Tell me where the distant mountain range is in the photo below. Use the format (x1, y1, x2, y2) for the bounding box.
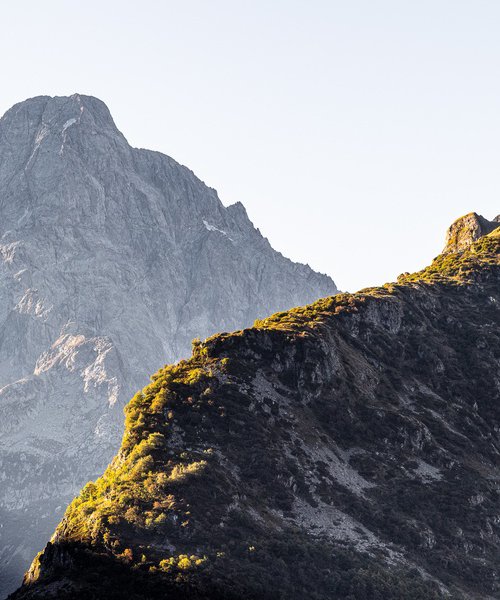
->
(0, 94, 337, 597)
(10, 213, 500, 599)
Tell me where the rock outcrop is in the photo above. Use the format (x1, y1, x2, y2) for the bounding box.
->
(443, 211, 499, 253)
(10, 218, 500, 599)
(0, 94, 337, 597)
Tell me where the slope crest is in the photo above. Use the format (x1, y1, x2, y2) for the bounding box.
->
(11, 219, 500, 599)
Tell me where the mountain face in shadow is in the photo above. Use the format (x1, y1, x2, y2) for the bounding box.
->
(10, 215, 499, 599)
(0, 94, 336, 597)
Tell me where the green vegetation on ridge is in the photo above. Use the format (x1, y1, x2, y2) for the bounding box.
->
(14, 223, 500, 600)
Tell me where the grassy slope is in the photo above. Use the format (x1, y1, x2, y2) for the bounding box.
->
(12, 227, 500, 600)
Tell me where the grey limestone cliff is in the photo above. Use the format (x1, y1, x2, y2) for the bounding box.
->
(0, 94, 337, 597)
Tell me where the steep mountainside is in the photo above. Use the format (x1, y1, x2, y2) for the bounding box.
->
(0, 94, 336, 597)
(11, 215, 500, 600)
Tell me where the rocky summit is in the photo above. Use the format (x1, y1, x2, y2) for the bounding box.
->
(10, 215, 500, 599)
(443, 212, 499, 254)
(0, 94, 336, 597)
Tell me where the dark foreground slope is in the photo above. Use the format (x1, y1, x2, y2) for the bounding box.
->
(11, 215, 500, 599)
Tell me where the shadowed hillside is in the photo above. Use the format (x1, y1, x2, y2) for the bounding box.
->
(10, 214, 500, 599)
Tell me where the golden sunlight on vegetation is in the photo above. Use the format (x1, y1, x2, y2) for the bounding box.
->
(26, 225, 497, 600)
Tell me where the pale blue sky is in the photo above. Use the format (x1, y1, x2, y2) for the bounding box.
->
(1, 1, 498, 291)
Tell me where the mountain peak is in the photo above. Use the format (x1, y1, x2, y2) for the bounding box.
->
(0, 93, 337, 597)
(443, 212, 499, 254)
(0, 94, 121, 148)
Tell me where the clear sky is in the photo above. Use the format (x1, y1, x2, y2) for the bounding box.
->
(1, 1, 498, 291)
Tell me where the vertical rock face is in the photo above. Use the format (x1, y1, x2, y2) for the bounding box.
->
(443, 212, 499, 253)
(8, 219, 500, 600)
(0, 94, 337, 597)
